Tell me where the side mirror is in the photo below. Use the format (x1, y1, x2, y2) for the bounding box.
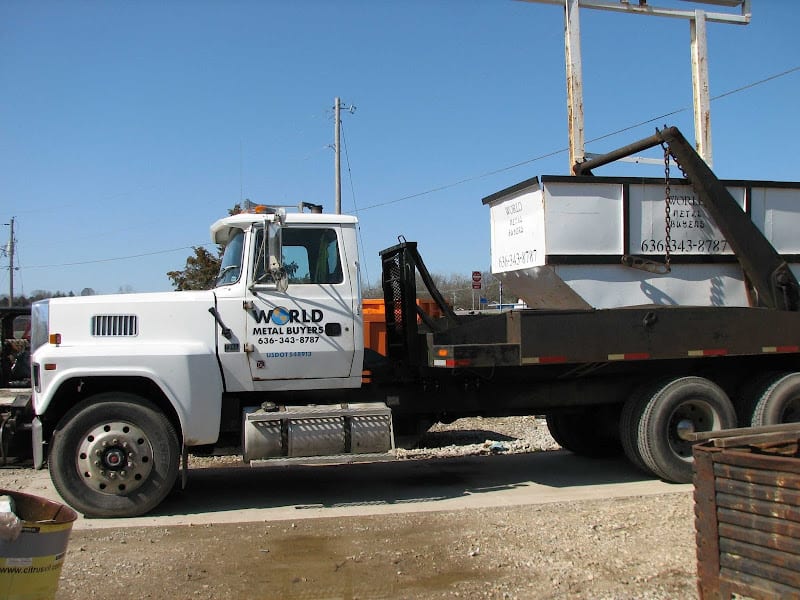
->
(267, 221, 288, 293)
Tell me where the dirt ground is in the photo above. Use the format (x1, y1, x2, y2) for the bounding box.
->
(53, 493, 697, 600)
(1, 417, 701, 599)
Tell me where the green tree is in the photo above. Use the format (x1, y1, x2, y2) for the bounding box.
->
(167, 246, 222, 291)
(167, 204, 243, 291)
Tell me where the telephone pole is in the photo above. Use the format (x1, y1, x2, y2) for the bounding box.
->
(334, 97, 341, 214)
(5, 217, 15, 307)
(333, 97, 356, 214)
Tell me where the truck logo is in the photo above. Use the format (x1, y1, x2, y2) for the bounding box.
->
(271, 307, 291, 326)
(253, 306, 324, 325)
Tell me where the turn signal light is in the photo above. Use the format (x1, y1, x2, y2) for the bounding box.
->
(49, 333, 62, 345)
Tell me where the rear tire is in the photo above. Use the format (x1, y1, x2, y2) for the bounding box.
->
(620, 382, 656, 474)
(734, 371, 783, 427)
(546, 406, 622, 457)
(749, 372, 800, 426)
(637, 377, 735, 483)
(49, 393, 180, 518)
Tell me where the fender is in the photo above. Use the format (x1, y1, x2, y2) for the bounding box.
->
(33, 341, 223, 445)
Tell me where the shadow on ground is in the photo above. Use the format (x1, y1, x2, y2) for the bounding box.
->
(153, 448, 660, 518)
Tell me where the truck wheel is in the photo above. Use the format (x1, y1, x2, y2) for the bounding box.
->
(49, 393, 180, 518)
(619, 383, 655, 474)
(545, 406, 621, 457)
(749, 372, 800, 426)
(733, 371, 782, 426)
(637, 377, 735, 483)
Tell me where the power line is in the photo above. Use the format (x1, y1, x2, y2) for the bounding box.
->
(341, 120, 371, 286)
(22, 245, 207, 270)
(16, 65, 799, 271)
(358, 64, 800, 211)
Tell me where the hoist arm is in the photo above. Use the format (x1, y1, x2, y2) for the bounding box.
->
(573, 126, 799, 312)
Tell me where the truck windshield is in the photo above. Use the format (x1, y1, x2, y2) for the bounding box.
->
(216, 229, 245, 286)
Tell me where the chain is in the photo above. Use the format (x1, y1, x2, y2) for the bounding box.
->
(661, 142, 672, 273)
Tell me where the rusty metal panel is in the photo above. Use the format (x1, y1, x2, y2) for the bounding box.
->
(694, 447, 722, 600)
(694, 427, 800, 599)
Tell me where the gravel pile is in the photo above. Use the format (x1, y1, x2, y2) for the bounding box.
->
(395, 416, 560, 459)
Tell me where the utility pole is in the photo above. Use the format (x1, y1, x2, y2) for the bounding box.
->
(5, 217, 15, 307)
(333, 97, 356, 214)
(334, 97, 341, 214)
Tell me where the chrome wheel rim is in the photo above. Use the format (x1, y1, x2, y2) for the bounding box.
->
(77, 421, 154, 495)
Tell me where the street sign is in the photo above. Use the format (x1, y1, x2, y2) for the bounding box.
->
(472, 271, 482, 289)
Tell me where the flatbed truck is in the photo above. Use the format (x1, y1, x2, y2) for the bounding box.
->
(19, 127, 800, 517)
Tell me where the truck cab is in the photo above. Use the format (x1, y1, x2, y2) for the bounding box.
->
(210, 206, 364, 392)
(28, 204, 383, 518)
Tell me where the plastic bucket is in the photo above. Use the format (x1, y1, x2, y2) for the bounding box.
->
(0, 489, 77, 600)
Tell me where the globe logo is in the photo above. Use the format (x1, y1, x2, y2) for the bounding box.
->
(271, 307, 291, 326)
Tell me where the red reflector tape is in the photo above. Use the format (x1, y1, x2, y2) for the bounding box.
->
(529, 356, 567, 364)
(688, 349, 728, 357)
(762, 345, 800, 354)
(608, 352, 651, 361)
(445, 359, 472, 367)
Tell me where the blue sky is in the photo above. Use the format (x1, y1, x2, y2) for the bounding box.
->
(2, 0, 798, 297)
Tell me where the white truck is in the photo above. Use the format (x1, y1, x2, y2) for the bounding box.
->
(23, 127, 800, 517)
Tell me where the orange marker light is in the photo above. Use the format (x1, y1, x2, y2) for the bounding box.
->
(49, 333, 62, 345)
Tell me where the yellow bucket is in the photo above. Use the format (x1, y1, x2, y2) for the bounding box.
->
(0, 490, 77, 600)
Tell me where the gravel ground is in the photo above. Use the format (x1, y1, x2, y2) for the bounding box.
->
(1, 417, 701, 599)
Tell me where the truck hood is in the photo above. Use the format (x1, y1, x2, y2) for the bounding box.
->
(40, 290, 219, 349)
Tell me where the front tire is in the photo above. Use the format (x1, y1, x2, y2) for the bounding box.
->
(49, 393, 180, 518)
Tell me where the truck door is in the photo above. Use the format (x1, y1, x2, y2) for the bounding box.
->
(245, 225, 356, 384)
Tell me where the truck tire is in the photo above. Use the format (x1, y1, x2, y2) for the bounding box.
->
(49, 393, 180, 518)
(636, 376, 735, 483)
(733, 371, 782, 427)
(619, 383, 655, 474)
(749, 372, 800, 426)
(545, 406, 621, 457)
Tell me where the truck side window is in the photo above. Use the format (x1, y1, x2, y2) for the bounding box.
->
(253, 227, 343, 285)
(284, 228, 343, 284)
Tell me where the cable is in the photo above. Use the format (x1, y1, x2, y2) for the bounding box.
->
(17, 65, 800, 272)
(341, 121, 371, 286)
(711, 65, 800, 101)
(358, 64, 800, 211)
(22, 244, 210, 269)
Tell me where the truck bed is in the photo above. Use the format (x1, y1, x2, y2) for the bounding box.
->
(427, 305, 800, 369)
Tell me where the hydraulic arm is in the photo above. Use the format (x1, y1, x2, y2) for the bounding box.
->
(573, 126, 800, 312)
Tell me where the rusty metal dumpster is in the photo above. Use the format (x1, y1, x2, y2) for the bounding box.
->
(693, 424, 800, 600)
